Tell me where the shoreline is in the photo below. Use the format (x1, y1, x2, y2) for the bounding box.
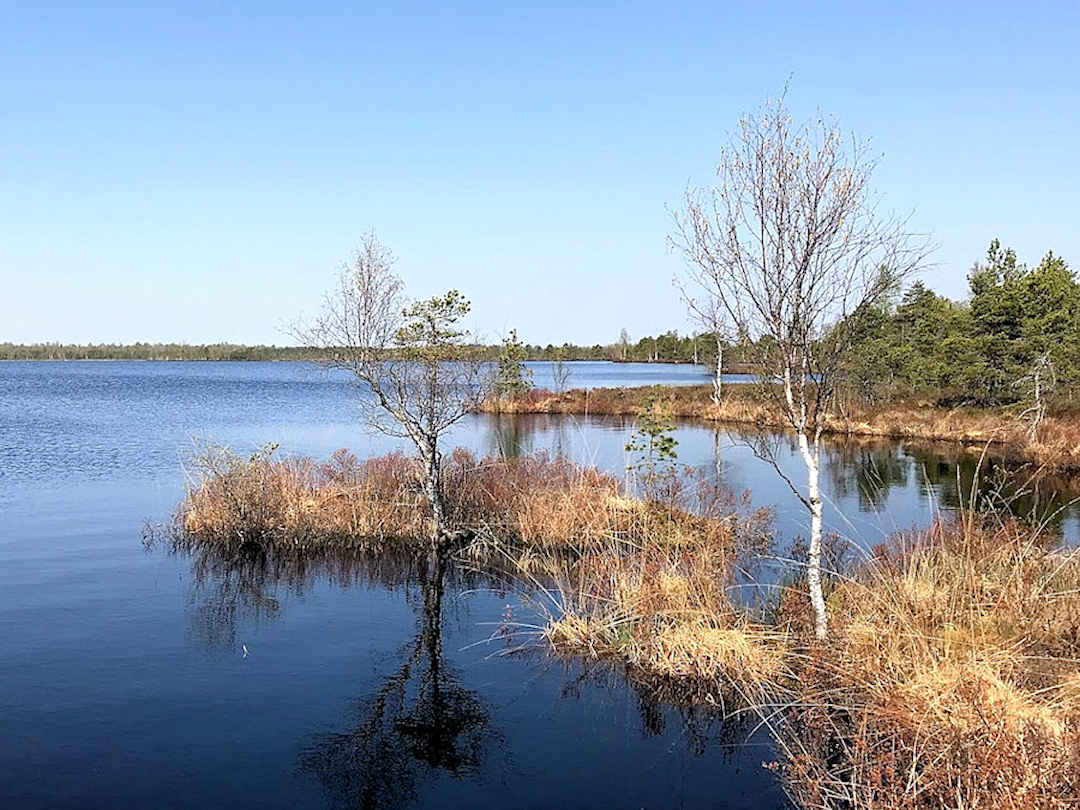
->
(178, 444, 1080, 806)
(0, 356, 730, 367)
(480, 384, 1080, 472)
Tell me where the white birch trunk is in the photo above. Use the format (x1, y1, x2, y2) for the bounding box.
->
(416, 437, 447, 544)
(797, 433, 828, 640)
(712, 338, 723, 405)
(782, 360, 828, 640)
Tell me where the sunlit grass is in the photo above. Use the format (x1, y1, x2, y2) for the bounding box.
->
(179, 441, 1080, 806)
(178, 444, 765, 555)
(481, 383, 1080, 471)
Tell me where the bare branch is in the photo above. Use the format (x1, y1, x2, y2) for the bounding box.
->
(291, 232, 493, 540)
(670, 93, 934, 639)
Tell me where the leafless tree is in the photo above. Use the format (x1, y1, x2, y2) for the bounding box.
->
(293, 233, 491, 548)
(1018, 352, 1056, 442)
(676, 287, 729, 404)
(671, 95, 930, 639)
(552, 348, 572, 393)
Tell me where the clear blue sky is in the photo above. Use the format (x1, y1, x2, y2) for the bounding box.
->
(3, 1, 1078, 346)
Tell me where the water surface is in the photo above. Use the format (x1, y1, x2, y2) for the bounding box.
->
(2, 361, 1076, 808)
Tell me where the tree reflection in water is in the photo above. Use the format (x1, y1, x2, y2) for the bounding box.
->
(822, 441, 910, 513)
(147, 525, 776, 808)
(485, 413, 538, 459)
(297, 551, 498, 810)
(484, 412, 577, 460)
(711, 427, 1080, 541)
(819, 437, 1080, 539)
(151, 531, 503, 810)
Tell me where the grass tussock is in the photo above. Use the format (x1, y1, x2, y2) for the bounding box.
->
(540, 504, 781, 695)
(179, 444, 758, 556)
(540, 507, 1080, 806)
(181, 444, 429, 550)
(482, 384, 1080, 471)
(775, 518, 1080, 808)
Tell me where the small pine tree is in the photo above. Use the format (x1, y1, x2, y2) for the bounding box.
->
(625, 398, 678, 498)
(494, 329, 533, 397)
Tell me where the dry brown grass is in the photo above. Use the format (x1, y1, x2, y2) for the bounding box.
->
(179, 444, 759, 556)
(536, 489, 1080, 805)
(483, 384, 1080, 471)
(180, 444, 429, 550)
(772, 518, 1080, 808)
(182, 440, 1080, 805)
(539, 497, 782, 701)
(480, 384, 718, 417)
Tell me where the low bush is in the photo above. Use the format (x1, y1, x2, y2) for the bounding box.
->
(179, 445, 765, 557)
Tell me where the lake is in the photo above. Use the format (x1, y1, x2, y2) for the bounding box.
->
(2, 361, 1077, 809)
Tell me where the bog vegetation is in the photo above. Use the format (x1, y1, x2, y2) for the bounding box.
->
(160, 90, 1080, 807)
(179, 444, 759, 558)
(481, 382, 1080, 472)
(179, 438, 1080, 808)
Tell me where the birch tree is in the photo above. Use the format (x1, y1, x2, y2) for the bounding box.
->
(677, 290, 729, 404)
(671, 96, 929, 638)
(294, 233, 491, 549)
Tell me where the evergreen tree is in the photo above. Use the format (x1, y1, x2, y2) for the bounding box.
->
(625, 398, 678, 497)
(494, 329, 533, 397)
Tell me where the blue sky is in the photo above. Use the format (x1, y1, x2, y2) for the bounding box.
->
(2, 1, 1078, 346)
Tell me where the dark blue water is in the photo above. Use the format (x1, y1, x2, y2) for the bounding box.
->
(2, 361, 1076, 808)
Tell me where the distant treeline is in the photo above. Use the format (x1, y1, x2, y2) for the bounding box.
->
(521, 332, 736, 365)
(0, 343, 328, 361)
(11, 239, 1073, 409)
(0, 333, 733, 365)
